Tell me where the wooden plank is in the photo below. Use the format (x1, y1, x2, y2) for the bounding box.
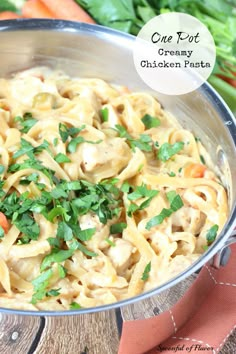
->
(121, 274, 197, 321)
(0, 313, 41, 353)
(35, 311, 120, 354)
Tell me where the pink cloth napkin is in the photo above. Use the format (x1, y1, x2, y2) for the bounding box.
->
(119, 244, 236, 354)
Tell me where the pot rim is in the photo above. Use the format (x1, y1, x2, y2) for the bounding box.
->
(0, 19, 235, 316)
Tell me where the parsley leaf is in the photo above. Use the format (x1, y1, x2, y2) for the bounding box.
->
(110, 223, 127, 234)
(200, 155, 206, 164)
(58, 264, 67, 278)
(69, 239, 97, 257)
(46, 288, 61, 297)
(166, 191, 184, 211)
(126, 184, 159, 216)
(168, 171, 176, 177)
(47, 237, 61, 248)
(0, 226, 4, 238)
(50, 187, 68, 199)
(67, 136, 102, 153)
(127, 184, 158, 200)
(13, 139, 50, 160)
(100, 107, 109, 122)
(145, 208, 172, 229)
(70, 302, 82, 310)
(59, 123, 85, 143)
(141, 262, 151, 281)
(141, 114, 160, 129)
(115, 125, 152, 152)
(14, 112, 37, 133)
(31, 269, 53, 304)
(0, 165, 4, 174)
(157, 142, 184, 162)
(115, 124, 131, 139)
(14, 214, 40, 241)
(105, 238, 116, 247)
(57, 221, 73, 241)
(8, 158, 56, 185)
(47, 206, 71, 222)
(54, 153, 71, 163)
(40, 248, 74, 271)
(206, 224, 219, 245)
(146, 191, 183, 230)
(76, 228, 96, 241)
(130, 134, 152, 152)
(19, 173, 39, 185)
(121, 181, 131, 193)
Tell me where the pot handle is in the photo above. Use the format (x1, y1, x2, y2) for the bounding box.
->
(212, 231, 236, 268)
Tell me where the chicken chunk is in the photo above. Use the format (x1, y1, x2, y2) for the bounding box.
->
(107, 239, 134, 273)
(80, 137, 131, 180)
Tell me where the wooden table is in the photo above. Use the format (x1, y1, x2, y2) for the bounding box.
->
(0, 267, 235, 354)
(0, 311, 235, 354)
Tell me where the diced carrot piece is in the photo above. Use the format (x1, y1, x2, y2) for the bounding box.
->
(0, 212, 9, 234)
(184, 163, 207, 178)
(41, 0, 96, 23)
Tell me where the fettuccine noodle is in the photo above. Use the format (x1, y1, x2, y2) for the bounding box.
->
(0, 67, 228, 310)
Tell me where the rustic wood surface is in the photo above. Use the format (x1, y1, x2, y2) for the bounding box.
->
(0, 311, 234, 354)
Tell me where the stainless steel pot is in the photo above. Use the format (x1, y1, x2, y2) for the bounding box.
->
(0, 19, 235, 318)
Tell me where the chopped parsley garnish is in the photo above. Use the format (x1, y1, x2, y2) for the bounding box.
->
(110, 222, 127, 234)
(121, 181, 131, 193)
(53, 138, 58, 146)
(67, 136, 102, 153)
(168, 171, 176, 177)
(19, 173, 39, 185)
(146, 191, 184, 230)
(0, 226, 4, 239)
(69, 239, 97, 257)
(115, 124, 152, 152)
(13, 139, 50, 160)
(14, 112, 37, 133)
(0, 165, 4, 174)
(141, 114, 160, 129)
(14, 213, 40, 241)
(100, 107, 109, 122)
(200, 155, 206, 164)
(206, 224, 219, 245)
(46, 288, 61, 297)
(59, 123, 85, 143)
(57, 221, 73, 241)
(157, 142, 184, 162)
(141, 262, 151, 281)
(105, 238, 116, 247)
(8, 157, 56, 185)
(54, 153, 71, 163)
(47, 237, 61, 248)
(58, 264, 67, 278)
(126, 184, 159, 216)
(31, 269, 53, 304)
(40, 248, 74, 271)
(58, 123, 102, 153)
(70, 302, 82, 310)
(127, 184, 158, 201)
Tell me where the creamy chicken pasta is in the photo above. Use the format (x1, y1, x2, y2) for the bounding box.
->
(0, 67, 228, 311)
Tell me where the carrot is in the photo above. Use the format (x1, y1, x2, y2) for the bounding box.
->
(22, 0, 55, 19)
(184, 163, 207, 178)
(218, 74, 236, 88)
(0, 11, 21, 20)
(41, 0, 96, 23)
(0, 212, 9, 234)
